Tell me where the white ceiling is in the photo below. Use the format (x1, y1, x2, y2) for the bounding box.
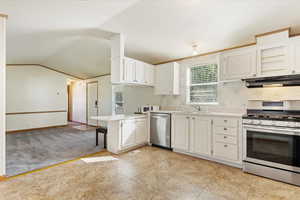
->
(2, 0, 300, 78)
(102, 0, 300, 64)
(1, 0, 140, 79)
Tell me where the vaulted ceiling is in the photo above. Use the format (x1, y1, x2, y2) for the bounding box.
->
(2, 0, 300, 79)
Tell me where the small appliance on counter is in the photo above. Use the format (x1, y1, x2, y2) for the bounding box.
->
(138, 105, 160, 113)
(242, 100, 300, 186)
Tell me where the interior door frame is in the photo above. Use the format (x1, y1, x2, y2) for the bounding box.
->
(86, 81, 99, 126)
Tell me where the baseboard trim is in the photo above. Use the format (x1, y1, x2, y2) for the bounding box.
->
(173, 148, 242, 169)
(6, 125, 68, 134)
(70, 120, 98, 127)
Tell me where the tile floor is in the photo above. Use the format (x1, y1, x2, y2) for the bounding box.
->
(1, 146, 300, 200)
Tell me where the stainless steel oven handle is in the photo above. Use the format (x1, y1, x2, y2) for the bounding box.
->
(243, 125, 300, 136)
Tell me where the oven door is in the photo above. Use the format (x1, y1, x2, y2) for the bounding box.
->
(243, 125, 300, 173)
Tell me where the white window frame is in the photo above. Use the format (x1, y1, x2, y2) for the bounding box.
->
(186, 61, 219, 105)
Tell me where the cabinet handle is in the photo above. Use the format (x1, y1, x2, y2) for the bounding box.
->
(186, 117, 190, 119)
(224, 128, 227, 131)
(192, 117, 195, 120)
(224, 144, 228, 148)
(224, 136, 227, 139)
(224, 120, 228, 123)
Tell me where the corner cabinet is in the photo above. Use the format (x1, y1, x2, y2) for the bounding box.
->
(172, 114, 242, 168)
(111, 56, 154, 86)
(220, 46, 257, 81)
(154, 62, 180, 95)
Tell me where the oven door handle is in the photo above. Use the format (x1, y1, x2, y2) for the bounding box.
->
(243, 125, 300, 136)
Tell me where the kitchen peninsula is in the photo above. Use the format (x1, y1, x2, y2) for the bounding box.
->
(91, 114, 148, 154)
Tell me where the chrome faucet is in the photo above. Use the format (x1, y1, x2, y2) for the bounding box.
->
(192, 105, 201, 112)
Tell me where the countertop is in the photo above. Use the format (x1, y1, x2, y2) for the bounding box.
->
(151, 110, 244, 117)
(91, 114, 147, 121)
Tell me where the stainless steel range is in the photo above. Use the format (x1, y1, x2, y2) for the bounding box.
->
(242, 100, 300, 186)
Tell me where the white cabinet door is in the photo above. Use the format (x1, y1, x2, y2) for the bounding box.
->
(172, 115, 189, 151)
(290, 36, 300, 74)
(190, 117, 211, 156)
(155, 62, 180, 95)
(123, 58, 136, 83)
(257, 44, 291, 77)
(221, 46, 257, 80)
(121, 119, 136, 148)
(135, 119, 148, 144)
(135, 61, 145, 84)
(144, 64, 154, 86)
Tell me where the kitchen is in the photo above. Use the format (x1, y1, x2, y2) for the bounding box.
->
(93, 28, 300, 187)
(2, 1, 300, 199)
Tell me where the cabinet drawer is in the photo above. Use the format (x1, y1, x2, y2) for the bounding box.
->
(215, 134, 237, 145)
(214, 118, 238, 127)
(214, 126, 237, 136)
(214, 142, 238, 161)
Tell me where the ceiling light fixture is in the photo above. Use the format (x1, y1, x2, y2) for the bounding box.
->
(192, 44, 198, 55)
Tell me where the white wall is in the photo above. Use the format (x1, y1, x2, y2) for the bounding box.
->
(122, 86, 161, 114)
(159, 54, 300, 113)
(6, 65, 69, 131)
(0, 16, 6, 175)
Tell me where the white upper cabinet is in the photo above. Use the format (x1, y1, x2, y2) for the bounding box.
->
(154, 62, 180, 95)
(110, 34, 154, 86)
(123, 57, 136, 83)
(289, 36, 300, 74)
(144, 64, 154, 86)
(256, 30, 291, 77)
(113, 56, 154, 86)
(220, 46, 257, 80)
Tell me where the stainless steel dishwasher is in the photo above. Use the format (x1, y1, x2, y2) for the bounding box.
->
(150, 113, 171, 149)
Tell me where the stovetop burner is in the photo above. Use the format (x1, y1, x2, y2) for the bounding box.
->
(243, 109, 300, 122)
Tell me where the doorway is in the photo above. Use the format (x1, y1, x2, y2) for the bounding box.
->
(67, 84, 72, 122)
(86, 81, 99, 126)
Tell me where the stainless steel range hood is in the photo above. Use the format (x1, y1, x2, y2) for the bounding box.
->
(242, 75, 300, 88)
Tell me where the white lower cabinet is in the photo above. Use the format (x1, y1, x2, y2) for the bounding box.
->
(108, 117, 148, 154)
(135, 119, 148, 144)
(189, 116, 212, 156)
(172, 114, 189, 151)
(121, 119, 137, 148)
(212, 117, 240, 162)
(172, 114, 211, 156)
(172, 114, 241, 167)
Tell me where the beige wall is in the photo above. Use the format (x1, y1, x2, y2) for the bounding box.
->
(6, 65, 69, 131)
